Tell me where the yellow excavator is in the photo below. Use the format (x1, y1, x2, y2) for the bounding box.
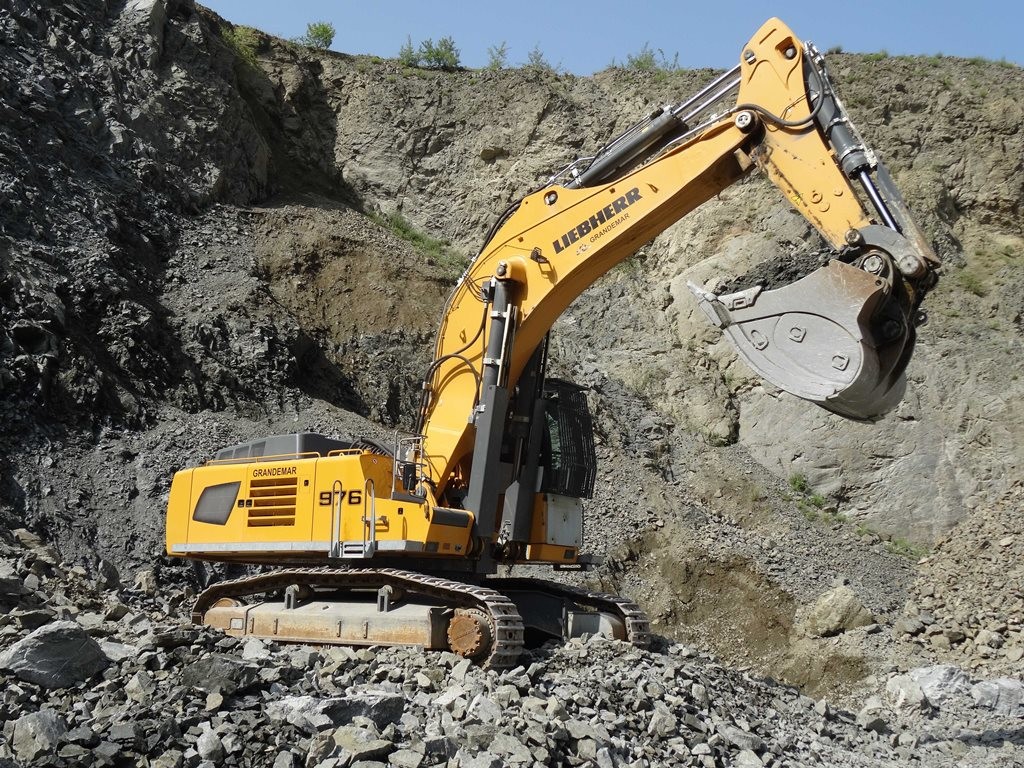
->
(166, 19, 939, 667)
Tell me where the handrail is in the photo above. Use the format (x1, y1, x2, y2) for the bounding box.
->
(363, 479, 377, 554)
(208, 446, 371, 467)
(206, 451, 323, 466)
(391, 433, 427, 502)
(330, 479, 344, 558)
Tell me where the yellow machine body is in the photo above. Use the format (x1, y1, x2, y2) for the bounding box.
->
(166, 451, 582, 565)
(167, 452, 464, 562)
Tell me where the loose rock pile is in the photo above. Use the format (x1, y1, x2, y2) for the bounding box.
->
(894, 483, 1024, 677)
(2, 531, 1022, 768)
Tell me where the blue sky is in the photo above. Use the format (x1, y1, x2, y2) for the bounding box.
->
(202, 0, 1023, 72)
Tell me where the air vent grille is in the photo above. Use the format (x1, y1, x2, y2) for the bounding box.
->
(247, 477, 297, 527)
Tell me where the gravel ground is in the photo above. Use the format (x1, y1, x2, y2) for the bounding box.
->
(2, 530, 1022, 768)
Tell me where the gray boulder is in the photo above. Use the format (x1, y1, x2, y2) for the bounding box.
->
(332, 725, 394, 762)
(196, 728, 225, 762)
(100, 640, 139, 663)
(0, 621, 109, 688)
(324, 692, 406, 730)
(885, 674, 931, 713)
(735, 750, 765, 768)
(180, 654, 257, 694)
(387, 749, 424, 768)
(265, 695, 336, 733)
(0, 561, 28, 599)
(971, 678, 1024, 716)
(647, 704, 678, 737)
(796, 586, 874, 638)
(855, 696, 889, 733)
(241, 637, 271, 661)
(718, 724, 766, 753)
(908, 665, 973, 706)
(488, 732, 533, 764)
(13, 710, 67, 763)
(456, 751, 503, 768)
(467, 694, 502, 724)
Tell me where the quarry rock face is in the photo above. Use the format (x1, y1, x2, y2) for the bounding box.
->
(2, 0, 1021, 567)
(0, 1, 1022, 765)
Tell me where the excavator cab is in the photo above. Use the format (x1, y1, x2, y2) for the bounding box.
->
(539, 380, 597, 499)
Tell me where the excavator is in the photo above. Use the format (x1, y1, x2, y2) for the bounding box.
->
(165, 19, 940, 667)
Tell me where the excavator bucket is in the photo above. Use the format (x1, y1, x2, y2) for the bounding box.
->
(689, 258, 915, 420)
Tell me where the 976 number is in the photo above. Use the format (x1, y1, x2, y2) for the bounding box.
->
(318, 490, 363, 506)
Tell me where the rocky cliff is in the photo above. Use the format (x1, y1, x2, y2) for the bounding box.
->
(1, 2, 1023, 762)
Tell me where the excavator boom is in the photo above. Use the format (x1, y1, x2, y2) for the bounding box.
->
(418, 18, 939, 502)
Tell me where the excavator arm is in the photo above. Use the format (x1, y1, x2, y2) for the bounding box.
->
(415, 18, 939, 512)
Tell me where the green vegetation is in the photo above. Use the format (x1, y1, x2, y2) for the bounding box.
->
(525, 44, 556, 73)
(625, 43, 658, 71)
(700, 429, 732, 448)
(853, 522, 929, 560)
(222, 25, 260, 67)
(785, 473, 848, 525)
(796, 494, 843, 524)
(961, 55, 1019, 68)
(486, 42, 509, 70)
(826, 45, 844, 55)
(622, 43, 679, 73)
(371, 211, 467, 277)
(885, 536, 929, 560)
(799, 500, 846, 524)
(297, 21, 335, 50)
(864, 50, 889, 61)
(957, 269, 987, 297)
(420, 37, 461, 70)
(953, 240, 1020, 299)
(398, 35, 418, 67)
(743, 483, 765, 506)
(398, 36, 461, 70)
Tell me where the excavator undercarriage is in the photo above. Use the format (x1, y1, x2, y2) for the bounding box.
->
(194, 568, 650, 668)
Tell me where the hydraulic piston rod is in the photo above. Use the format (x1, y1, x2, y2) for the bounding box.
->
(857, 170, 901, 233)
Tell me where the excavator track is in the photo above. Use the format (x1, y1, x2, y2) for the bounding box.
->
(489, 577, 651, 649)
(192, 567, 525, 669)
